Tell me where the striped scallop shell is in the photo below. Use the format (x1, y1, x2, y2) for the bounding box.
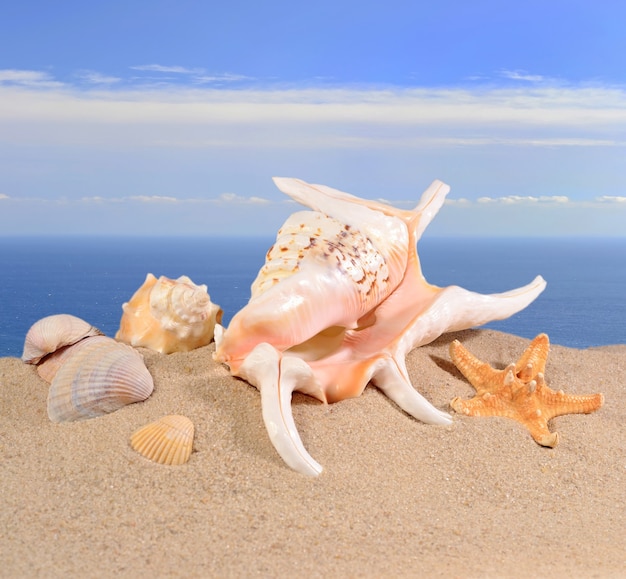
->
(116, 273, 223, 354)
(22, 314, 103, 364)
(47, 335, 154, 422)
(130, 415, 194, 465)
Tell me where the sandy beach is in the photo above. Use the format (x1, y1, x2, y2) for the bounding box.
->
(1, 328, 624, 578)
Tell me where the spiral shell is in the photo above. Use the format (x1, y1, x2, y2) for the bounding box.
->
(22, 314, 103, 364)
(116, 273, 223, 354)
(130, 415, 194, 465)
(47, 335, 154, 422)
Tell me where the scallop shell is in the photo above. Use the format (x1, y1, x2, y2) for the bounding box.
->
(22, 314, 103, 364)
(130, 415, 194, 465)
(47, 335, 154, 422)
(116, 273, 223, 354)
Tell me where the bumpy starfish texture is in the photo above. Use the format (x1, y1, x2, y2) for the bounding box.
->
(449, 334, 604, 447)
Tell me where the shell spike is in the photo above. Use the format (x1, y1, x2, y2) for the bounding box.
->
(411, 180, 450, 240)
(399, 276, 547, 353)
(372, 357, 452, 425)
(237, 343, 323, 477)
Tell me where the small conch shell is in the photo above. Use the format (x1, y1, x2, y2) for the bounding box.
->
(47, 335, 154, 422)
(116, 273, 223, 354)
(22, 314, 103, 364)
(130, 415, 194, 465)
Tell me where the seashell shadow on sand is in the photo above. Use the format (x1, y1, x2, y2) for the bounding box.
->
(1, 329, 624, 578)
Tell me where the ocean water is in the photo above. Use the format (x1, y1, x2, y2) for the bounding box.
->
(1, 236, 625, 358)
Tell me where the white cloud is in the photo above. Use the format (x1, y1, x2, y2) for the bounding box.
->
(2, 81, 625, 137)
(596, 195, 626, 203)
(217, 193, 271, 205)
(476, 195, 571, 204)
(75, 194, 274, 205)
(0, 69, 63, 88)
(500, 69, 546, 83)
(129, 195, 179, 203)
(193, 73, 254, 84)
(0, 193, 9, 200)
(130, 64, 203, 74)
(77, 70, 122, 84)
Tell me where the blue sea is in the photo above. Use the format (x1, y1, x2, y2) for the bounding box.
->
(1, 236, 625, 358)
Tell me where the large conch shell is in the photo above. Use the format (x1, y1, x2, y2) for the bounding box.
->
(116, 273, 223, 354)
(214, 177, 547, 476)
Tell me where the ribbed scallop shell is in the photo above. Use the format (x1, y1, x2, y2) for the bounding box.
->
(47, 335, 154, 422)
(130, 415, 194, 465)
(22, 314, 103, 364)
(116, 273, 223, 354)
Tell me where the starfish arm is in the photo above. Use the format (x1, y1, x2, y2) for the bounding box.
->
(525, 416, 560, 447)
(451, 392, 560, 446)
(536, 376, 604, 420)
(236, 343, 323, 477)
(450, 392, 511, 418)
(515, 333, 550, 380)
(449, 339, 502, 393)
(371, 357, 452, 425)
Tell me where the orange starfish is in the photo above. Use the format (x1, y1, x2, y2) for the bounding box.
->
(449, 333, 604, 447)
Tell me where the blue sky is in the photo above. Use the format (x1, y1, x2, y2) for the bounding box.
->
(1, 0, 625, 236)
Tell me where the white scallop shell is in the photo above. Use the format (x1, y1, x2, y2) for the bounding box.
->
(130, 415, 194, 465)
(115, 273, 223, 354)
(47, 335, 154, 422)
(22, 314, 103, 364)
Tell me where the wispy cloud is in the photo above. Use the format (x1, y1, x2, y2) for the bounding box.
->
(2, 75, 626, 142)
(35, 193, 626, 208)
(129, 64, 253, 85)
(0, 193, 9, 200)
(475, 195, 571, 204)
(76, 70, 122, 85)
(74, 193, 275, 205)
(217, 193, 271, 205)
(596, 195, 626, 203)
(499, 69, 546, 83)
(129, 195, 179, 203)
(193, 73, 254, 84)
(0, 69, 63, 88)
(130, 64, 203, 74)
